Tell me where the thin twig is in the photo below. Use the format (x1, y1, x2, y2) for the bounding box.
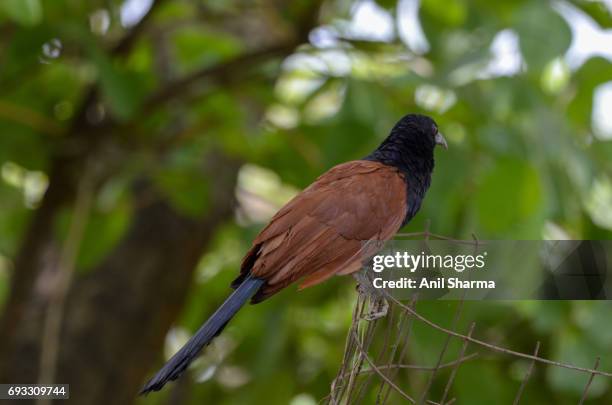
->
(345, 353, 479, 377)
(419, 299, 465, 404)
(377, 305, 409, 404)
(579, 357, 601, 405)
(353, 302, 396, 403)
(379, 295, 418, 404)
(351, 328, 416, 403)
(513, 341, 540, 405)
(329, 295, 365, 404)
(395, 231, 488, 246)
(385, 293, 612, 378)
(440, 322, 475, 404)
(345, 297, 381, 403)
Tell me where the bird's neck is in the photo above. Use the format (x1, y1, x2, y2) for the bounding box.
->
(365, 139, 434, 183)
(364, 140, 434, 225)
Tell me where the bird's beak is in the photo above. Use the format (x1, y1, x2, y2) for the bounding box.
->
(435, 132, 448, 150)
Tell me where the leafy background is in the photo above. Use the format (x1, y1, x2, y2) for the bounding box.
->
(0, 0, 611, 404)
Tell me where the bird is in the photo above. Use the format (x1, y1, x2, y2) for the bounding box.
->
(140, 113, 447, 394)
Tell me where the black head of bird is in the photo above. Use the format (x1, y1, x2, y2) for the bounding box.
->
(367, 113, 447, 173)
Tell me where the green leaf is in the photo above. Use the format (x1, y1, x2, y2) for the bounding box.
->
(455, 362, 515, 404)
(514, 2, 572, 71)
(171, 26, 242, 74)
(62, 24, 145, 121)
(0, 0, 42, 26)
(155, 167, 211, 218)
(97, 63, 144, 121)
(75, 208, 131, 271)
(475, 158, 543, 233)
(548, 326, 610, 397)
(421, 0, 468, 27)
(375, 0, 397, 10)
(568, 57, 612, 129)
(75, 179, 132, 271)
(571, 0, 612, 29)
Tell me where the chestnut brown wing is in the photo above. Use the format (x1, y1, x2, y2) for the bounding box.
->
(237, 160, 407, 302)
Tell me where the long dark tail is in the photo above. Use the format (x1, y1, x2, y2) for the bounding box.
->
(140, 276, 265, 394)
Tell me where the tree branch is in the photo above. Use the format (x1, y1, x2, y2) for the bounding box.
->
(111, 0, 169, 57)
(70, 0, 168, 132)
(140, 41, 296, 114)
(139, 0, 323, 115)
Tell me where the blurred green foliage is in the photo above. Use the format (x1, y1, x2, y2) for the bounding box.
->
(1, 0, 612, 404)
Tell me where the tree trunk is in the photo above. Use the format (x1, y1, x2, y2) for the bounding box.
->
(0, 157, 240, 404)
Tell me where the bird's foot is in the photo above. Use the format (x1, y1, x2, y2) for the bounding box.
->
(363, 296, 389, 321)
(353, 270, 389, 321)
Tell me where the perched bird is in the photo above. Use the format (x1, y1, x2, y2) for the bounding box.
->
(140, 113, 447, 394)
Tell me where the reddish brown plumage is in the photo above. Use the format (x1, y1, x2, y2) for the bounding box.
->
(141, 114, 444, 394)
(235, 160, 407, 302)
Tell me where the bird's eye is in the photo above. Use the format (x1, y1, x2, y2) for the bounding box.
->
(432, 124, 438, 135)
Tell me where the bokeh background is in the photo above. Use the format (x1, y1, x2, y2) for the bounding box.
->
(1, 0, 612, 404)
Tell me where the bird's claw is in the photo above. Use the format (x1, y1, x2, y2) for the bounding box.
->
(354, 270, 389, 321)
(363, 297, 389, 321)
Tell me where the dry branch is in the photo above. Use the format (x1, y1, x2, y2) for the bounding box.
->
(328, 231, 612, 404)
